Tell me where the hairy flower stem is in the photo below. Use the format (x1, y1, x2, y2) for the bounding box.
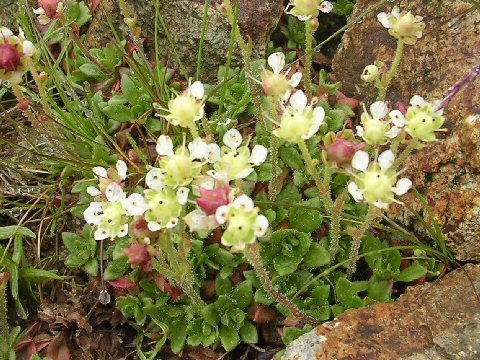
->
(304, 21, 314, 102)
(0, 273, 8, 339)
(268, 99, 280, 200)
(329, 190, 347, 264)
(245, 243, 318, 326)
(347, 204, 379, 276)
(392, 137, 419, 170)
(378, 40, 405, 101)
(189, 124, 200, 139)
(224, 0, 268, 132)
(298, 141, 334, 213)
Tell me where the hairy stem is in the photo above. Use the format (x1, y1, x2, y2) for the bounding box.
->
(347, 204, 379, 276)
(297, 141, 334, 213)
(0, 273, 8, 339)
(392, 137, 419, 170)
(328, 190, 347, 264)
(189, 123, 200, 139)
(245, 243, 318, 326)
(378, 40, 405, 100)
(304, 20, 314, 101)
(268, 99, 280, 200)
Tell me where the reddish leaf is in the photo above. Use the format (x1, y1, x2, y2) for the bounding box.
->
(46, 333, 71, 360)
(108, 277, 136, 289)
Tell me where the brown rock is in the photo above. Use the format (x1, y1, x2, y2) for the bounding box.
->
(332, 0, 480, 261)
(85, 0, 284, 81)
(283, 264, 480, 360)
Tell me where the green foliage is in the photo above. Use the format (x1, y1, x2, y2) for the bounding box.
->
(62, 226, 98, 276)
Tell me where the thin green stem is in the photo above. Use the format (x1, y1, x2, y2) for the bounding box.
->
(304, 20, 314, 101)
(268, 99, 280, 200)
(196, 0, 210, 80)
(297, 141, 333, 212)
(328, 190, 347, 264)
(378, 40, 405, 100)
(189, 123, 200, 139)
(392, 137, 419, 170)
(0, 274, 8, 339)
(347, 204, 380, 276)
(245, 243, 318, 326)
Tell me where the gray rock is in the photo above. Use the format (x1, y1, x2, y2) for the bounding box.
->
(283, 264, 480, 360)
(332, 0, 480, 262)
(85, 0, 284, 81)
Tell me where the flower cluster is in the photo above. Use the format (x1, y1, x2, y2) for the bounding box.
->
(348, 150, 412, 209)
(261, 52, 302, 101)
(0, 27, 35, 85)
(285, 0, 333, 21)
(378, 6, 425, 45)
(83, 133, 269, 251)
(356, 101, 403, 145)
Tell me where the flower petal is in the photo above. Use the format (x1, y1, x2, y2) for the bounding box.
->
(351, 150, 369, 172)
(223, 129, 243, 149)
(93, 166, 108, 178)
(290, 90, 307, 112)
(377, 12, 392, 28)
(392, 178, 412, 195)
(410, 95, 426, 108)
(145, 167, 164, 190)
(313, 106, 325, 125)
(105, 182, 126, 202)
(378, 150, 395, 171)
(385, 126, 402, 139)
(374, 201, 390, 209)
(235, 167, 254, 179)
(188, 137, 208, 160)
(389, 110, 406, 127)
(117, 224, 129, 238)
(116, 160, 128, 180)
(94, 228, 110, 241)
(289, 72, 302, 87)
(356, 125, 365, 136)
(123, 193, 147, 216)
(348, 182, 364, 202)
(215, 205, 230, 224)
(254, 215, 269, 237)
(206, 143, 221, 163)
(319, 1, 333, 13)
(268, 52, 285, 74)
(190, 81, 205, 99)
(176, 187, 190, 205)
(22, 41, 35, 56)
(84, 202, 103, 225)
(87, 186, 102, 196)
(147, 221, 162, 232)
(156, 135, 174, 156)
(370, 101, 388, 119)
(250, 145, 268, 165)
(166, 218, 179, 229)
(233, 195, 254, 211)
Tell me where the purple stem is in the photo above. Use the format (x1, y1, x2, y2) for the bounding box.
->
(436, 60, 480, 111)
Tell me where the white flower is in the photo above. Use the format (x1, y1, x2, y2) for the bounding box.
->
(273, 91, 325, 143)
(145, 167, 164, 190)
(377, 6, 425, 45)
(404, 95, 445, 142)
(361, 64, 379, 83)
(188, 137, 208, 160)
(122, 193, 147, 216)
(285, 0, 333, 21)
(348, 150, 412, 209)
(205, 143, 221, 163)
(357, 101, 402, 145)
(250, 145, 268, 166)
(223, 129, 243, 149)
(262, 52, 302, 100)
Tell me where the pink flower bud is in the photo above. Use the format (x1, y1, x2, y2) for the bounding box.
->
(124, 244, 152, 272)
(196, 185, 231, 216)
(38, 0, 62, 17)
(0, 43, 21, 71)
(325, 137, 365, 167)
(396, 102, 408, 116)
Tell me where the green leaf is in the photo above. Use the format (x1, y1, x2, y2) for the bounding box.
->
(170, 319, 187, 354)
(103, 257, 129, 281)
(367, 276, 392, 302)
(84, 258, 99, 276)
(279, 146, 304, 171)
(254, 288, 275, 305)
(79, 63, 104, 78)
(0, 226, 35, 240)
(304, 242, 330, 268)
(102, 104, 134, 123)
(335, 277, 363, 309)
(215, 277, 232, 296)
(282, 325, 313, 345)
(239, 321, 258, 344)
(289, 197, 323, 233)
(219, 325, 240, 351)
(231, 280, 253, 308)
(12, 235, 23, 265)
(18, 268, 63, 281)
(393, 262, 428, 282)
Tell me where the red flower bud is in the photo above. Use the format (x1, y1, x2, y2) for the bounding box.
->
(325, 137, 365, 167)
(124, 244, 152, 272)
(196, 185, 231, 216)
(0, 43, 21, 71)
(38, 0, 62, 17)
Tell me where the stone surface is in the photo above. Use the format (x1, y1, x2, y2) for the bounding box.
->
(332, 0, 480, 261)
(283, 264, 480, 360)
(85, 0, 283, 81)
